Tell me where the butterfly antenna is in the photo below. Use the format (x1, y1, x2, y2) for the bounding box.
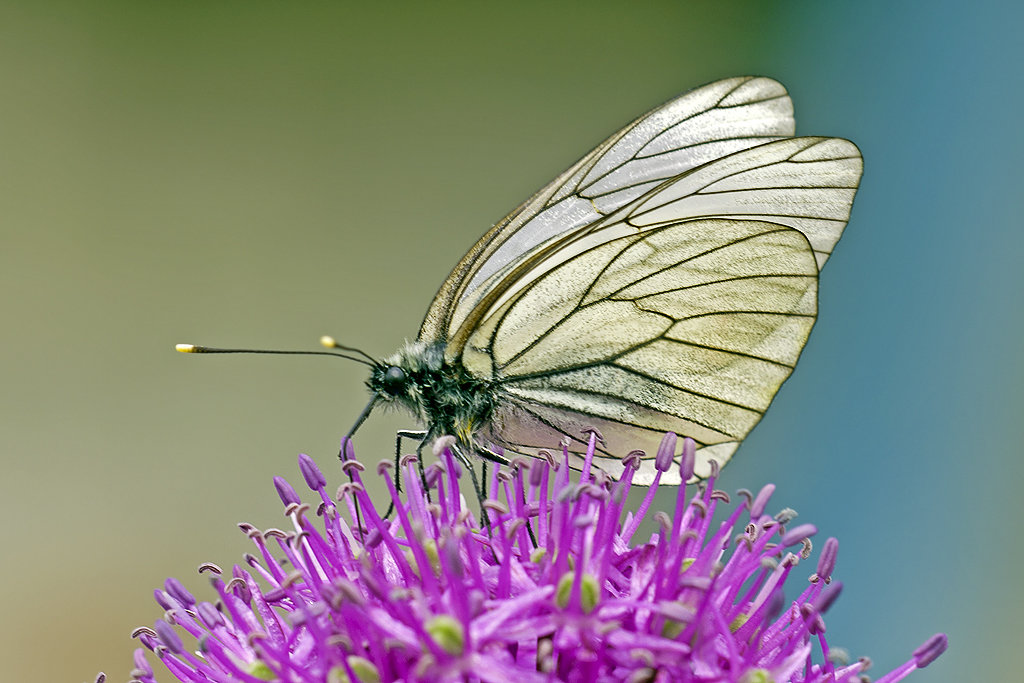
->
(176, 343, 376, 367)
(320, 336, 379, 366)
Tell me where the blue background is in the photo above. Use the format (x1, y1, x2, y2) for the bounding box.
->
(1, 2, 1018, 680)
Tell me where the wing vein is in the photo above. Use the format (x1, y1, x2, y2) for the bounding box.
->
(509, 380, 751, 438)
(576, 77, 781, 196)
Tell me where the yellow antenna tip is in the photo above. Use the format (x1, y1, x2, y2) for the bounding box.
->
(176, 343, 197, 353)
(320, 335, 337, 348)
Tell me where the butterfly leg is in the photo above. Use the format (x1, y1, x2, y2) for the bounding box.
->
(478, 447, 511, 466)
(480, 459, 488, 510)
(395, 429, 429, 487)
(479, 446, 539, 549)
(339, 396, 381, 537)
(475, 447, 509, 514)
(449, 445, 491, 530)
(382, 429, 429, 518)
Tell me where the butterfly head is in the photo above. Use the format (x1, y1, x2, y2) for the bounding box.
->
(367, 340, 498, 445)
(378, 365, 410, 397)
(367, 341, 439, 410)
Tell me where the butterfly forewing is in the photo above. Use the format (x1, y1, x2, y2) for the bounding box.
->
(419, 76, 798, 344)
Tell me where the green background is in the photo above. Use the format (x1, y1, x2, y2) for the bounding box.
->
(1, 2, 1019, 680)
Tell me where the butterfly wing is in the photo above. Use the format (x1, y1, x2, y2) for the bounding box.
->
(419, 76, 797, 344)
(619, 136, 861, 269)
(463, 218, 820, 484)
(419, 77, 862, 481)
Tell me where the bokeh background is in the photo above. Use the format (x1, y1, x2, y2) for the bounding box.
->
(1, 1, 1019, 680)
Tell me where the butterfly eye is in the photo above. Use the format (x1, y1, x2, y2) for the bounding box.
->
(382, 366, 408, 396)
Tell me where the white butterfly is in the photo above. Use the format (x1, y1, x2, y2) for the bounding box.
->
(359, 77, 861, 484)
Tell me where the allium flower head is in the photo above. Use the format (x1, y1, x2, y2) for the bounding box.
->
(129, 432, 946, 682)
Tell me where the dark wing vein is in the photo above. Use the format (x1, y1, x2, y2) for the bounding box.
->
(494, 224, 805, 370)
(500, 399, 621, 457)
(576, 79, 783, 192)
(502, 390, 724, 449)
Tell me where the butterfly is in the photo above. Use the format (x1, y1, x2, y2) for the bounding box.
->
(184, 76, 861, 485)
(347, 76, 863, 486)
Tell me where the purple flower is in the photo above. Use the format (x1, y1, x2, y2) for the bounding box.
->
(128, 433, 946, 682)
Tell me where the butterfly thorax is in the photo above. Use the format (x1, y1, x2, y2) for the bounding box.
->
(368, 340, 498, 444)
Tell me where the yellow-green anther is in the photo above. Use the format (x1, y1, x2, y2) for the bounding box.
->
(245, 660, 277, 681)
(423, 538, 440, 575)
(661, 619, 684, 639)
(555, 572, 599, 612)
(405, 540, 440, 578)
(426, 614, 464, 656)
(555, 571, 574, 608)
(680, 558, 695, 572)
(730, 613, 750, 633)
(579, 573, 599, 613)
(530, 548, 547, 563)
(738, 668, 773, 683)
(334, 656, 381, 683)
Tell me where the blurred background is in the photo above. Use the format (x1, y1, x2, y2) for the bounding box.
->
(1, 1, 1019, 680)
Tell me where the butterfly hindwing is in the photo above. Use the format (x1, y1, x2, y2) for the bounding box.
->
(464, 218, 819, 483)
(621, 136, 862, 269)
